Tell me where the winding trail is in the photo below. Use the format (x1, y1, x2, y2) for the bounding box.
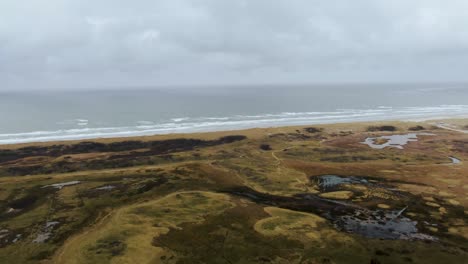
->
(53, 210, 114, 264)
(271, 151, 281, 165)
(271, 150, 283, 174)
(434, 123, 468, 134)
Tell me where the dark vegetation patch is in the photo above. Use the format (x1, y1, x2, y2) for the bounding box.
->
(152, 204, 304, 264)
(130, 177, 169, 195)
(309, 174, 430, 188)
(0, 136, 247, 176)
(0, 228, 25, 248)
(0, 135, 246, 164)
(367, 126, 397, 132)
(88, 236, 127, 257)
(259, 144, 272, 151)
(451, 140, 468, 153)
(224, 186, 354, 215)
(409, 126, 425, 131)
(0, 186, 57, 221)
(312, 147, 347, 154)
(320, 155, 381, 162)
(7, 195, 39, 210)
(268, 133, 311, 140)
(304, 127, 323, 133)
(28, 249, 56, 261)
(330, 131, 354, 137)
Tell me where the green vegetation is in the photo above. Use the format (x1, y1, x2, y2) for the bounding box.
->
(0, 121, 466, 263)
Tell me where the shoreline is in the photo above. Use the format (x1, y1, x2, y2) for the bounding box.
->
(1, 116, 466, 149)
(1, 104, 468, 145)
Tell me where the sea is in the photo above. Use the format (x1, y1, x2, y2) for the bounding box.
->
(0, 83, 467, 144)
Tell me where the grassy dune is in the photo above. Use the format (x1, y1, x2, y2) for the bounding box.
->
(0, 119, 467, 263)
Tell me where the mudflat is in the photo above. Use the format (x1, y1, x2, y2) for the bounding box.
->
(0, 119, 467, 264)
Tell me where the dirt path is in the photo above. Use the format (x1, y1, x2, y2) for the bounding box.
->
(271, 151, 282, 173)
(434, 123, 468, 134)
(271, 151, 281, 164)
(52, 210, 114, 264)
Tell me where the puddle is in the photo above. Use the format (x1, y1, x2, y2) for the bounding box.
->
(0, 229, 8, 239)
(33, 221, 61, 243)
(95, 185, 116, 191)
(0, 229, 23, 245)
(45, 221, 60, 228)
(337, 207, 436, 241)
(12, 234, 22, 243)
(5, 207, 22, 214)
(32, 233, 51, 243)
(318, 175, 368, 190)
(227, 179, 435, 241)
(43, 181, 81, 189)
(449, 157, 461, 164)
(362, 133, 434, 149)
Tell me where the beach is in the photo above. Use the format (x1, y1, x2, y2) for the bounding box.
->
(2, 84, 468, 145)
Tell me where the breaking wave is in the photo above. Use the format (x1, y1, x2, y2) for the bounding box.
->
(1, 105, 468, 144)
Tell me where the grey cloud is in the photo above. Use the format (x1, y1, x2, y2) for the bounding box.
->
(1, 0, 468, 90)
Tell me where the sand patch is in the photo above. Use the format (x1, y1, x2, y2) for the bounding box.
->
(447, 199, 460, 206)
(377, 204, 391, 209)
(319, 191, 354, 200)
(398, 184, 436, 195)
(438, 191, 455, 197)
(438, 207, 447, 215)
(426, 202, 440, 208)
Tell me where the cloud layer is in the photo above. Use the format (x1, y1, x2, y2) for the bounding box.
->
(1, 0, 468, 90)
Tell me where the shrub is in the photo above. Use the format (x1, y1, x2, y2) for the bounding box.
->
(260, 144, 272, 151)
(304, 127, 322, 133)
(367, 125, 397, 132)
(409, 125, 425, 131)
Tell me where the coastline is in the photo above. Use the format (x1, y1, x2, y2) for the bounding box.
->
(1, 116, 466, 149)
(2, 103, 468, 145)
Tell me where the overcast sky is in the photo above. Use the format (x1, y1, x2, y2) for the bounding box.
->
(1, 0, 468, 91)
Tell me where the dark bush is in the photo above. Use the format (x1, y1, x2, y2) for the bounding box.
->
(367, 125, 397, 132)
(409, 125, 425, 131)
(259, 144, 272, 151)
(304, 127, 322, 133)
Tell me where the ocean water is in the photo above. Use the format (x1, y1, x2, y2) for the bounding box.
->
(0, 84, 467, 144)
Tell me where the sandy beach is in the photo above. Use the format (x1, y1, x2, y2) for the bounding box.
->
(1, 117, 466, 149)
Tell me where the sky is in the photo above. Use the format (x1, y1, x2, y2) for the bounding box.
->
(1, 0, 468, 91)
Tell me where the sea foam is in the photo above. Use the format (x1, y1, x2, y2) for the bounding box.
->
(1, 105, 467, 144)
